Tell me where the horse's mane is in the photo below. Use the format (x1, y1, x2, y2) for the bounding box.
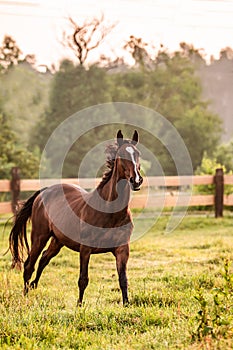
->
(97, 139, 134, 190)
(97, 143, 118, 190)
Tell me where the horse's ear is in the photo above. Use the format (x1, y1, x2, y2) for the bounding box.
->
(117, 130, 124, 146)
(132, 130, 138, 145)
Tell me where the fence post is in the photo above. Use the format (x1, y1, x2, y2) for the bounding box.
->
(10, 167, 20, 215)
(214, 168, 224, 218)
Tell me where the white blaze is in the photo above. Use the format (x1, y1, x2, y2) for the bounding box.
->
(126, 146, 140, 183)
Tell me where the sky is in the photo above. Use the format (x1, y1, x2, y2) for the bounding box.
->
(0, 0, 233, 67)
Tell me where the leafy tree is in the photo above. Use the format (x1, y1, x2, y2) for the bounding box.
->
(0, 35, 21, 71)
(0, 114, 39, 179)
(0, 36, 40, 178)
(31, 42, 222, 176)
(175, 105, 222, 170)
(0, 61, 51, 145)
(195, 153, 233, 195)
(30, 60, 115, 177)
(214, 140, 233, 172)
(196, 153, 225, 176)
(110, 49, 222, 173)
(219, 46, 233, 60)
(123, 36, 151, 67)
(178, 42, 206, 65)
(31, 60, 112, 147)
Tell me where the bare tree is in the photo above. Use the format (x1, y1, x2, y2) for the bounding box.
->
(63, 14, 116, 65)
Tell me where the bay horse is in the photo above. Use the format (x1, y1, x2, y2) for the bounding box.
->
(9, 130, 143, 305)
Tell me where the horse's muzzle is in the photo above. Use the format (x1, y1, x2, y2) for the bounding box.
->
(130, 176, 143, 191)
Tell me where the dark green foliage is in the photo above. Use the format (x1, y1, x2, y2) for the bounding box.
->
(0, 36, 49, 178)
(31, 51, 221, 177)
(0, 33, 224, 179)
(0, 62, 51, 145)
(30, 61, 112, 151)
(215, 140, 233, 172)
(175, 106, 222, 170)
(0, 114, 39, 179)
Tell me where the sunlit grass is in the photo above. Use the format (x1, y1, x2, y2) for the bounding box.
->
(0, 215, 233, 349)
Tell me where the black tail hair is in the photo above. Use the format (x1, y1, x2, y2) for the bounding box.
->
(9, 188, 47, 269)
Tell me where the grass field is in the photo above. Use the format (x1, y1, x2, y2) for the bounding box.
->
(0, 214, 233, 349)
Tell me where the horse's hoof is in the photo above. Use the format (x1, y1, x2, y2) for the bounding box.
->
(23, 285, 29, 296)
(30, 281, 37, 289)
(123, 300, 130, 307)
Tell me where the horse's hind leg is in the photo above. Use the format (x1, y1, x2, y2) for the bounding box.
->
(30, 236, 63, 290)
(23, 230, 50, 295)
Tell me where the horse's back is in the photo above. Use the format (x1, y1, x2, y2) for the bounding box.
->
(33, 183, 87, 211)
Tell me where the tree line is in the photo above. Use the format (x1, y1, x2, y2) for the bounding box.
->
(0, 16, 232, 179)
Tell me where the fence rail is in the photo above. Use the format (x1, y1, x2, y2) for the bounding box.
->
(0, 167, 232, 217)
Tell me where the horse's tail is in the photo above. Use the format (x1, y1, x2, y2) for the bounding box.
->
(9, 188, 47, 269)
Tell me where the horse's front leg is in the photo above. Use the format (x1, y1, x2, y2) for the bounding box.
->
(77, 245, 91, 306)
(114, 244, 130, 305)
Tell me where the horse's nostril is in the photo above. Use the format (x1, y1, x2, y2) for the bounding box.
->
(130, 177, 134, 183)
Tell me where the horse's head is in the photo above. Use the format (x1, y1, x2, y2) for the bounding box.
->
(116, 130, 143, 191)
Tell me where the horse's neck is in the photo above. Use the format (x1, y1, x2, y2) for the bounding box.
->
(97, 167, 130, 205)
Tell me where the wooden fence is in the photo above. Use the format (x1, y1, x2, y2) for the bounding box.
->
(1, 167, 233, 217)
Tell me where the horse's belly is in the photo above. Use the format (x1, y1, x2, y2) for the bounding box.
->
(52, 228, 81, 252)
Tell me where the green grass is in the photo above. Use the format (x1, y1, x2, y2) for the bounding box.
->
(1, 215, 233, 349)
